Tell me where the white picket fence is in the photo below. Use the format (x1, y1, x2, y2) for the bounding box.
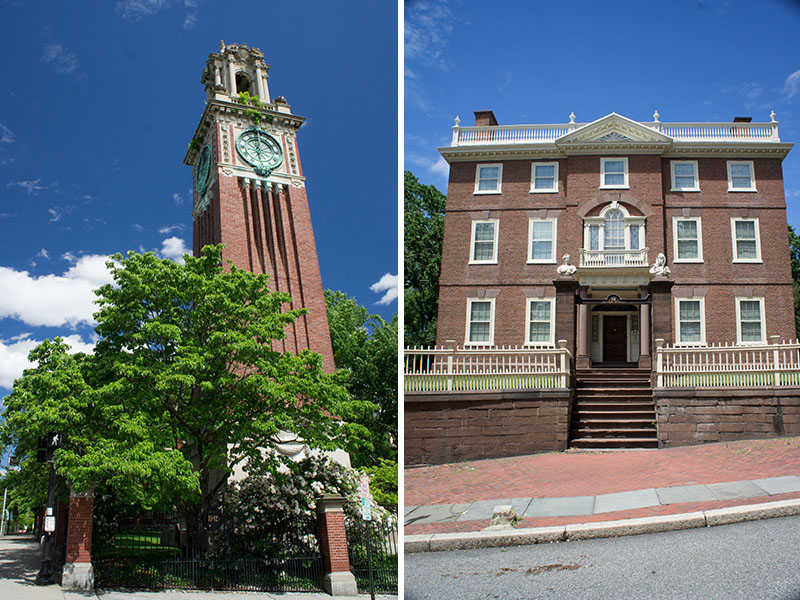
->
(655, 337, 800, 388)
(404, 343, 571, 392)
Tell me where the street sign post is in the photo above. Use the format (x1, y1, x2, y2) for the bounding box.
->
(358, 473, 375, 600)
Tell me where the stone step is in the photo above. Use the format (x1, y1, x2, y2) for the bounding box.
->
(572, 410, 655, 420)
(569, 437, 660, 449)
(570, 427, 658, 438)
(573, 418, 655, 428)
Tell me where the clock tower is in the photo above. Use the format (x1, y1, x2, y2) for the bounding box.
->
(184, 42, 334, 371)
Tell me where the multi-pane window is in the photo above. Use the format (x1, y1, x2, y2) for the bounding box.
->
(531, 162, 558, 193)
(671, 161, 699, 191)
(469, 220, 498, 264)
(600, 158, 628, 188)
(466, 299, 494, 345)
(736, 298, 765, 344)
(731, 218, 761, 262)
(528, 219, 557, 263)
(475, 164, 502, 193)
(727, 161, 756, 191)
(676, 298, 705, 345)
(673, 217, 703, 262)
(604, 209, 625, 249)
(526, 299, 554, 346)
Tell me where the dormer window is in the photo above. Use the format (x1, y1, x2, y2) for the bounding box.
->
(600, 158, 629, 189)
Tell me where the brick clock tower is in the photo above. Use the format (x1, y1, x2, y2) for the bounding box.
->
(184, 42, 334, 371)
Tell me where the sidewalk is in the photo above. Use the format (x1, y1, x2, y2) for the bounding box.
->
(0, 535, 397, 600)
(405, 437, 800, 541)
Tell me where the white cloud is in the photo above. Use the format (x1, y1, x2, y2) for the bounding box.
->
(0, 333, 95, 390)
(430, 156, 450, 179)
(0, 123, 14, 144)
(784, 69, 800, 99)
(0, 255, 114, 328)
(42, 44, 79, 74)
(370, 273, 398, 306)
(183, 12, 197, 28)
(7, 178, 45, 195)
(159, 224, 185, 235)
(48, 208, 62, 222)
(116, 0, 170, 20)
(160, 236, 189, 264)
(38, 248, 49, 259)
(404, 1, 454, 69)
(172, 192, 184, 206)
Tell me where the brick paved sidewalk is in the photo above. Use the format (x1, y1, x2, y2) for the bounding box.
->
(404, 437, 800, 535)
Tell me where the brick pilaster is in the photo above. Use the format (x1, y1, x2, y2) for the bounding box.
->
(316, 495, 357, 596)
(61, 485, 95, 591)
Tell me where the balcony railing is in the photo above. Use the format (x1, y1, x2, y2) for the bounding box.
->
(450, 121, 781, 147)
(655, 337, 800, 388)
(404, 343, 571, 392)
(579, 248, 649, 268)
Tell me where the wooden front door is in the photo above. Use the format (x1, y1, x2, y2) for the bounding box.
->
(603, 315, 628, 362)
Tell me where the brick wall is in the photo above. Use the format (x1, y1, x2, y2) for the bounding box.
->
(405, 390, 572, 464)
(436, 154, 794, 347)
(655, 388, 800, 447)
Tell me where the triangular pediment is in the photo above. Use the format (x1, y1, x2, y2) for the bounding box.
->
(556, 113, 673, 146)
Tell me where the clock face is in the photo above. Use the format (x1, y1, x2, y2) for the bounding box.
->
(195, 144, 212, 196)
(235, 128, 283, 177)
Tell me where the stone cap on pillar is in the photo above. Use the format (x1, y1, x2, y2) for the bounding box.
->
(68, 483, 97, 498)
(316, 495, 346, 514)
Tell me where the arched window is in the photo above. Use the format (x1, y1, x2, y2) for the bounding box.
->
(604, 208, 625, 250)
(582, 203, 646, 266)
(235, 72, 251, 95)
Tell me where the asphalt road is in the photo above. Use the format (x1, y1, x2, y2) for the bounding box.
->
(405, 515, 800, 600)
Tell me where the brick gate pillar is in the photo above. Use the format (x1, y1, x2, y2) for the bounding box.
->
(553, 276, 579, 368)
(649, 276, 674, 347)
(61, 485, 95, 591)
(316, 495, 357, 596)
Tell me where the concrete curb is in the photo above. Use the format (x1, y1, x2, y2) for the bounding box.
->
(404, 497, 800, 553)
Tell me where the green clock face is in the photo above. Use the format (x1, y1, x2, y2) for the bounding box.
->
(236, 128, 283, 177)
(195, 144, 212, 196)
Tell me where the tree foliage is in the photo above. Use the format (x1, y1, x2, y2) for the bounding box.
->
(2, 245, 371, 513)
(404, 170, 446, 347)
(789, 225, 800, 339)
(324, 290, 397, 467)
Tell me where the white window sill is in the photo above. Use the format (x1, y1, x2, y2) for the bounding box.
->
(473, 190, 501, 195)
(599, 185, 630, 190)
(727, 187, 757, 193)
(671, 187, 701, 192)
(468, 261, 498, 265)
(732, 259, 763, 264)
(529, 188, 558, 194)
(673, 258, 704, 263)
(527, 259, 557, 265)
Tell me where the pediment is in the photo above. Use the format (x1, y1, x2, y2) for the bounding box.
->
(556, 113, 673, 146)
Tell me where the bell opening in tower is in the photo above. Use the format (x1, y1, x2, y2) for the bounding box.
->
(235, 72, 251, 95)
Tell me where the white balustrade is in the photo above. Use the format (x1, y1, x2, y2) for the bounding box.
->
(451, 121, 780, 146)
(404, 343, 571, 392)
(654, 338, 800, 388)
(579, 248, 649, 268)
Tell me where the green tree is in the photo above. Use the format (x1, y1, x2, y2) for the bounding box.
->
(2, 245, 372, 514)
(324, 290, 397, 466)
(789, 225, 800, 338)
(404, 170, 446, 347)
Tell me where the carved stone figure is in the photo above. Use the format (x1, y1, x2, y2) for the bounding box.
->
(649, 252, 671, 277)
(556, 253, 577, 277)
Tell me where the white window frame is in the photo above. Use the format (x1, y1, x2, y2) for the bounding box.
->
(474, 163, 502, 194)
(527, 218, 558, 264)
(465, 298, 495, 346)
(731, 217, 762, 263)
(468, 219, 499, 264)
(530, 162, 559, 193)
(600, 157, 629, 189)
(670, 160, 700, 192)
(727, 160, 756, 192)
(674, 297, 707, 346)
(525, 297, 555, 347)
(672, 216, 704, 263)
(735, 297, 766, 345)
(582, 203, 645, 252)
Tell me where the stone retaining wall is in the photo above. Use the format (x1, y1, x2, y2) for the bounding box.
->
(405, 390, 572, 465)
(654, 387, 800, 447)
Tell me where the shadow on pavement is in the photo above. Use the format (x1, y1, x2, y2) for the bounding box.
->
(0, 534, 44, 586)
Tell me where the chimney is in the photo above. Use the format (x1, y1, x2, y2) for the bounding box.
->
(733, 116, 752, 123)
(474, 110, 498, 127)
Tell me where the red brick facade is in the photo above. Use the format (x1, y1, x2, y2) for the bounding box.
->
(65, 493, 94, 564)
(316, 496, 352, 574)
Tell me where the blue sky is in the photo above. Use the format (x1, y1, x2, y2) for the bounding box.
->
(404, 0, 800, 218)
(0, 1, 398, 395)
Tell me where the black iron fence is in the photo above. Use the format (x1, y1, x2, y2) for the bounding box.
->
(92, 510, 323, 591)
(346, 517, 398, 594)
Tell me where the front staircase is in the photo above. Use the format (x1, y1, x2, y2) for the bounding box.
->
(569, 367, 658, 449)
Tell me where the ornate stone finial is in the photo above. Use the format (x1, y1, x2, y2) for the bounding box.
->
(220, 40, 226, 51)
(454, 115, 460, 127)
(556, 253, 577, 277)
(569, 112, 576, 124)
(653, 109, 660, 122)
(770, 110, 777, 123)
(649, 253, 671, 277)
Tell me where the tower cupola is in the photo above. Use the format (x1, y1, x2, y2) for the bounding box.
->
(202, 41, 271, 103)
